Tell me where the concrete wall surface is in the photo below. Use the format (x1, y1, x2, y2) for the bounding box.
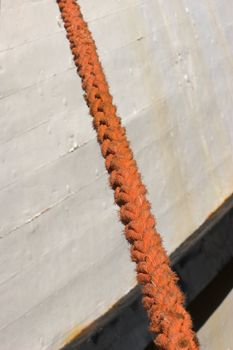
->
(0, 0, 233, 349)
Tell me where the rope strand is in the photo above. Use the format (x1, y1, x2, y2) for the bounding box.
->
(57, 1, 199, 348)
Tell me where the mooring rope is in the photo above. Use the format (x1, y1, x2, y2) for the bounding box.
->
(57, 1, 199, 348)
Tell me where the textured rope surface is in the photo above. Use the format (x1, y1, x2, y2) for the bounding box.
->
(57, 1, 199, 348)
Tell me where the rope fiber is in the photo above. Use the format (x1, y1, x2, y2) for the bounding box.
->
(57, 1, 199, 348)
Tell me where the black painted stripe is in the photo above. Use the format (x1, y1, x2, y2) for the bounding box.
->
(62, 195, 233, 350)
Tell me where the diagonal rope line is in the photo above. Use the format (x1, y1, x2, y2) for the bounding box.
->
(57, 1, 199, 348)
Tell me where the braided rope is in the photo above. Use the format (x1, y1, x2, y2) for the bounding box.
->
(57, 1, 199, 348)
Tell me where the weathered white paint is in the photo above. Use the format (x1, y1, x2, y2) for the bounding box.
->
(0, 0, 233, 349)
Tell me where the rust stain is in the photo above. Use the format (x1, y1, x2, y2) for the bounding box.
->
(206, 193, 233, 221)
(62, 324, 87, 347)
(61, 299, 123, 347)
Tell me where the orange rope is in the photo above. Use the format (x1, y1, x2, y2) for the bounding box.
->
(57, 1, 199, 348)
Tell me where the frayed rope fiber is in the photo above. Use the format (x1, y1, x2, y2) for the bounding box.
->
(57, 1, 199, 348)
